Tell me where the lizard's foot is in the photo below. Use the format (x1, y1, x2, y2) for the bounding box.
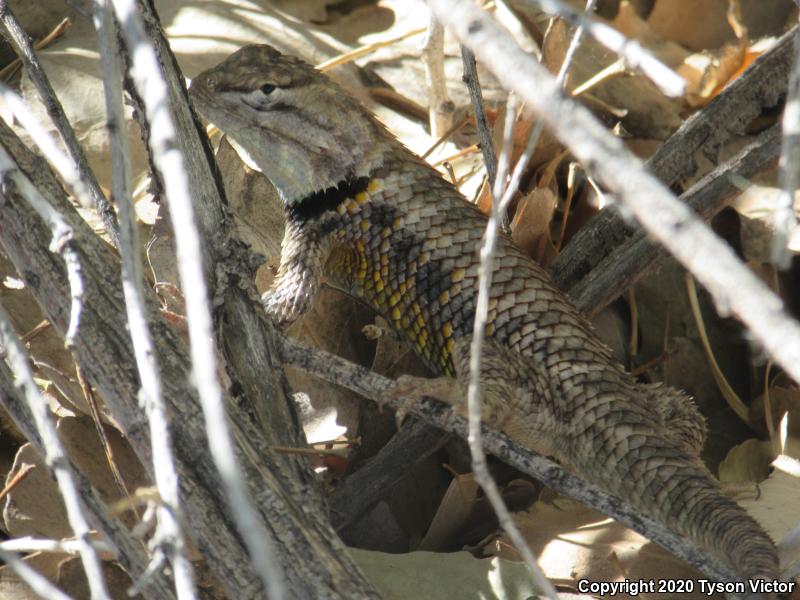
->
(383, 375, 464, 428)
(362, 319, 404, 342)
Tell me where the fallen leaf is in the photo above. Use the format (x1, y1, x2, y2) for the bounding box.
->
(419, 472, 479, 551)
(510, 187, 558, 267)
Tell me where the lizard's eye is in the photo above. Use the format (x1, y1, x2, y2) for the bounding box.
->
(260, 83, 276, 95)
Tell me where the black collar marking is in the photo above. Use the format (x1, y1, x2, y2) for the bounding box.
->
(288, 176, 371, 224)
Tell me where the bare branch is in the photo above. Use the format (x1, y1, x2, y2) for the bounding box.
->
(107, 1, 284, 596)
(91, 1, 196, 597)
(279, 335, 735, 582)
(0, 304, 111, 600)
(421, 13, 453, 137)
(461, 46, 498, 191)
(520, 0, 684, 97)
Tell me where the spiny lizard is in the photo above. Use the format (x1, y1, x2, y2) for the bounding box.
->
(189, 45, 779, 593)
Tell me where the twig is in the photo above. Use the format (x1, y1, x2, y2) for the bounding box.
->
(0, 0, 119, 246)
(316, 27, 426, 72)
(0, 463, 34, 502)
(685, 274, 750, 423)
(0, 305, 111, 600)
(91, 1, 196, 597)
(0, 16, 71, 80)
(466, 89, 560, 599)
(107, 0, 284, 597)
(0, 548, 74, 600)
(0, 536, 114, 555)
(421, 114, 469, 159)
(421, 13, 453, 137)
(279, 335, 735, 582)
(461, 46, 498, 191)
(76, 366, 138, 519)
(521, 0, 684, 97)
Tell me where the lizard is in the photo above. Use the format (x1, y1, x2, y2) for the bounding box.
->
(189, 44, 779, 593)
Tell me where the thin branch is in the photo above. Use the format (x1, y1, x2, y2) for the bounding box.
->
(0, 536, 114, 555)
(0, 358, 178, 600)
(0, 305, 111, 600)
(427, 0, 800, 389)
(467, 90, 560, 599)
(107, 0, 284, 597)
(461, 46, 498, 191)
(92, 1, 196, 598)
(521, 0, 684, 97)
(279, 335, 735, 582)
(0, 0, 120, 246)
(0, 548, 74, 600)
(421, 13, 453, 137)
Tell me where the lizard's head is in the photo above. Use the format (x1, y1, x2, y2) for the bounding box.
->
(190, 44, 388, 205)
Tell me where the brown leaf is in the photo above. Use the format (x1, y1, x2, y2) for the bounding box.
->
(419, 471, 478, 551)
(646, 0, 734, 51)
(510, 187, 558, 266)
(4, 444, 70, 539)
(543, 14, 683, 140)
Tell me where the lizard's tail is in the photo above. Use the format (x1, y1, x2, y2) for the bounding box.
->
(570, 432, 778, 593)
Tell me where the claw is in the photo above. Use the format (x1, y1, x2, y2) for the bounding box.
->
(383, 374, 465, 427)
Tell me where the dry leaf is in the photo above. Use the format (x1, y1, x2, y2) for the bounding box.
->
(4, 444, 70, 539)
(57, 417, 149, 508)
(678, 43, 746, 108)
(510, 187, 558, 266)
(646, 0, 733, 50)
(543, 16, 683, 139)
(718, 438, 774, 484)
(419, 472, 479, 551)
(739, 455, 800, 562)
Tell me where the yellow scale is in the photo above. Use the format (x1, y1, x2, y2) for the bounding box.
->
(336, 178, 457, 375)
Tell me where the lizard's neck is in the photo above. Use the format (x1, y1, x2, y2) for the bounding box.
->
(285, 175, 371, 225)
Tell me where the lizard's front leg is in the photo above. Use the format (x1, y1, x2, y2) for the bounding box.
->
(389, 337, 560, 457)
(263, 224, 330, 327)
